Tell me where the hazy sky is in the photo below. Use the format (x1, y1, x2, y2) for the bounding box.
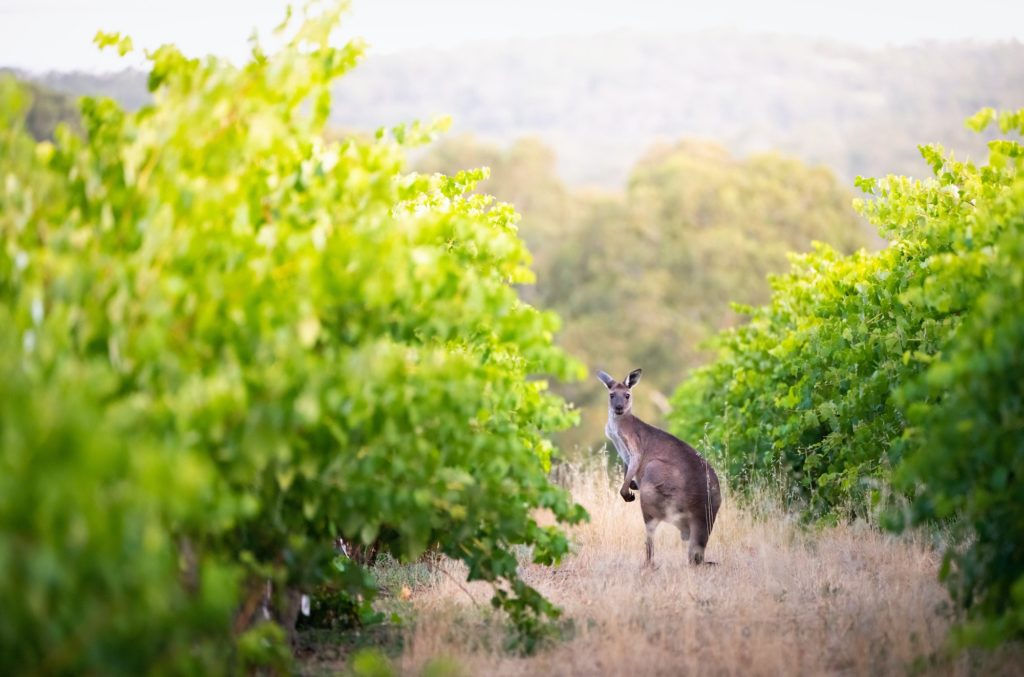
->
(2, 0, 1023, 72)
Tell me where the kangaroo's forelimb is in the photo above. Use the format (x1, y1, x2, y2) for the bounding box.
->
(621, 454, 640, 502)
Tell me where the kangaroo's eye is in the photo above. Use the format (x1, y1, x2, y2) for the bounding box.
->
(625, 393, 630, 399)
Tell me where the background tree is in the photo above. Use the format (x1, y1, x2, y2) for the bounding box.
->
(419, 137, 871, 450)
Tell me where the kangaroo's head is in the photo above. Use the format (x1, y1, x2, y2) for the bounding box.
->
(597, 368, 642, 416)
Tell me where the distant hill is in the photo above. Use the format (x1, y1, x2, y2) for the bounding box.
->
(0, 72, 81, 141)
(12, 32, 1024, 187)
(333, 32, 1024, 186)
(17, 68, 151, 113)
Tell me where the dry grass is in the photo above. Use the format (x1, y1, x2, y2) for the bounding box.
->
(308, 472, 1024, 676)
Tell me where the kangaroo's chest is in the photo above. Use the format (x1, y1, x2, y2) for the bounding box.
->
(605, 418, 634, 464)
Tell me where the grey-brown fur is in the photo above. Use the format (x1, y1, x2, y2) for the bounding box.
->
(598, 368, 722, 565)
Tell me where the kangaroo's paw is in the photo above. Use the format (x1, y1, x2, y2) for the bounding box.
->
(620, 487, 636, 502)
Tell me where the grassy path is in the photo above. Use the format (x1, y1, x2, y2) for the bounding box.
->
(302, 474, 1022, 676)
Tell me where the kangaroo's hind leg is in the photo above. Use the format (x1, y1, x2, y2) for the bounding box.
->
(642, 497, 660, 567)
(687, 516, 710, 565)
(676, 517, 690, 542)
(643, 516, 659, 567)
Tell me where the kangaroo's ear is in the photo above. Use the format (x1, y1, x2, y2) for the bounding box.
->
(625, 368, 642, 388)
(597, 370, 616, 389)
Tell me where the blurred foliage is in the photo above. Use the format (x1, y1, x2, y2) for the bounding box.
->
(0, 323, 239, 673)
(669, 108, 1024, 646)
(0, 2, 586, 671)
(346, 648, 397, 677)
(418, 135, 869, 450)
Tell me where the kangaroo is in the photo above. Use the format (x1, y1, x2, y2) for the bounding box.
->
(599, 368, 722, 565)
